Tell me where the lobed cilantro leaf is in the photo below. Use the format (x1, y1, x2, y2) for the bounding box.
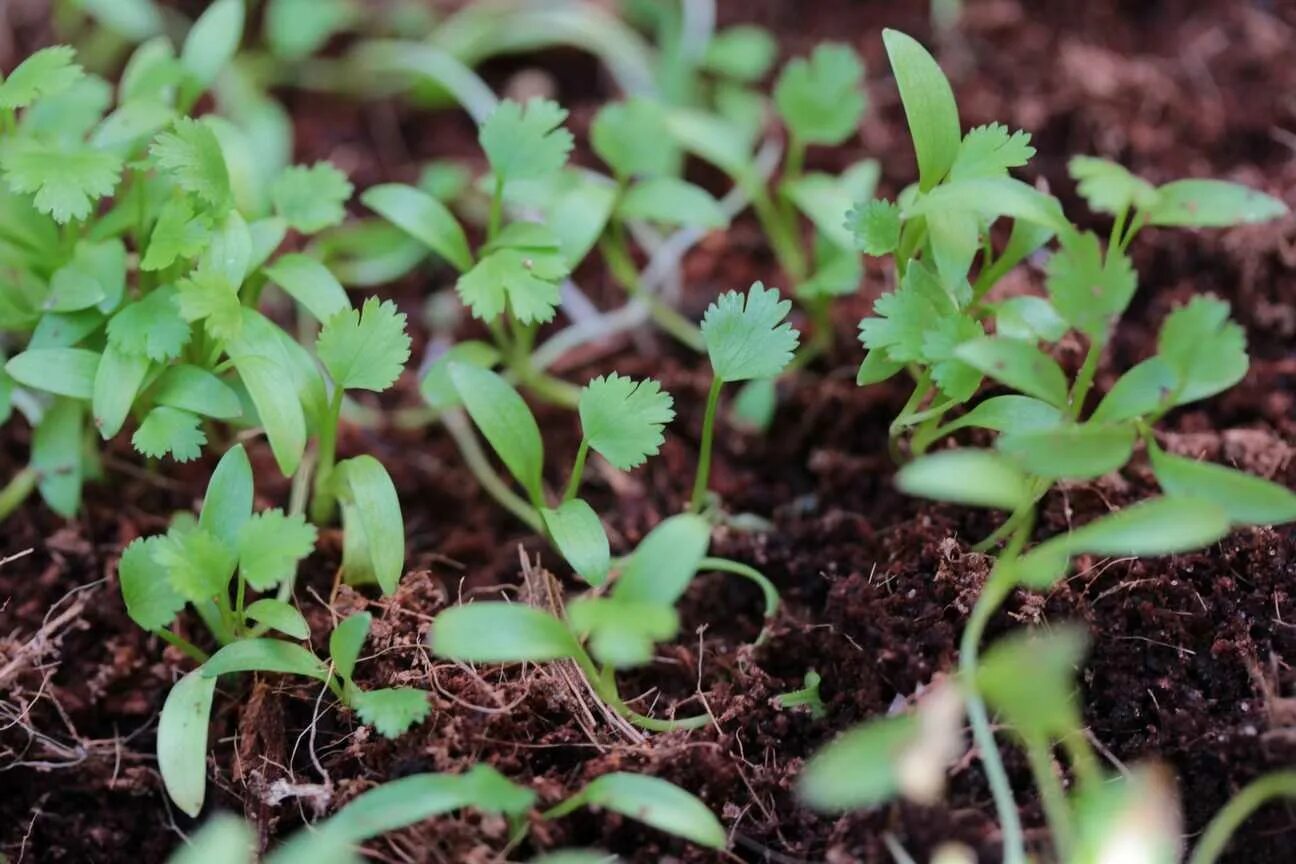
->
(579, 374, 675, 470)
(107, 287, 191, 361)
(316, 297, 411, 392)
(0, 45, 84, 109)
(1045, 230, 1136, 338)
(142, 197, 211, 271)
(479, 99, 573, 185)
(118, 536, 186, 632)
(271, 161, 353, 234)
(133, 406, 207, 462)
(237, 509, 317, 591)
(1157, 295, 1247, 405)
(701, 282, 800, 382)
(151, 524, 237, 603)
(948, 123, 1035, 182)
(848, 198, 901, 256)
(1067, 156, 1158, 216)
(858, 262, 952, 364)
(1, 140, 122, 223)
(456, 248, 567, 325)
(774, 43, 866, 146)
(352, 688, 431, 739)
(922, 314, 984, 401)
(591, 98, 675, 178)
(176, 268, 243, 342)
(149, 118, 231, 208)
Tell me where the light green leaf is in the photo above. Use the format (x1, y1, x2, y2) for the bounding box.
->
(202, 639, 330, 680)
(93, 343, 150, 438)
(664, 108, 754, 181)
(245, 599, 310, 640)
(119, 36, 182, 100)
(7, 347, 100, 398)
(1149, 442, 1296, 527)
(449, 363, 544, 505)
(1157, 296, 1247, 406)
(200, 444, 253, 548)
(1, 139, 122, 223)
(107, 288, 191, 361)
(271, 162, 353, 234)
(119, 536, 186, 631)
(334, 455, 405, 594)
(150, 118, 231, 207)
(237, 510, 317, 591)
(954, 337, 1069, 408)
(151, 365, 242, 420)
(995, 296, 1068, 344)
(133, 405, 206, 462)
(906, 177, 1070, 234)
(977, 627, 1087, 739)
(430, 602, 578, 663)
(567, 597, 678, 669)
(731, 377, 777, 433)
(922, 314, 984, 402)
(456, 247, 566, 325)
(784, 160, 879, 250)
(352, 688, 430, 738)
(1148, 179, 1287, 228)
(264, 254, 349, 323)
(617, 177, 725, 228)
(199, 210, 253, 289)
(158, 668, 217, 817)
(46, 264, 105, 312)
(176, 269, 242, 342)
(579, 374, 674, 471)
(266, 0, 356, 60)
(615, 513, 711, 607)
(774, 43, 866, 146)
(997, 423, 1135, 480)
(316, 296, 411, 392)
(419, 341, 499, 410)
(849, 198, 902, 256)
(32, 399, 84, 517)
(858, 260, 951, 364)
(948, 123, 1035, 182)
(0, 45, 84, 109)
(180, 0, 245, 89)
(569, 773, 725, 849)
(91, 100, 175, 152)
(1067, 156, 1158, 216)
(925, 209, 979, 299)
(1045, 231, 1136, 338)
(897, 450, 1030, 511)
(856, 349, 903, 386)
(701, 282, 799, 382)
(153, 525, 236, 602)
(541, 499, 611, 586)
(230, 354, 306, 476)
(142, 197, 211, 272)
(591, 98, 675, 178)
(882, 29, 960, 190)
(361, 183, 472, 272)
(480, 99, 573, 184)
(329, 612, 371, 682)
(169, 814, 255, 864)
(938, 395, 1062, 436)
(1089, 357, 1178, 424)
(704, 25, 777, 82)
(798, 715, 918, 811)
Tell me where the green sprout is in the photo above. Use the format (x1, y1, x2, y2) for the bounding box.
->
(775, 670, 827, 720)
(118, 444, 426, 816)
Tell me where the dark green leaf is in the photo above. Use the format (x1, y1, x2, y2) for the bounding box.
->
(158, 668, 216, 818)
(954, 337, 1069, 408)
(449, 363, 545, 505)
(201, 639, 330, 681)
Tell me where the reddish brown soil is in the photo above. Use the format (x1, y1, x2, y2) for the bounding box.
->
(3, 1, 1295, 862)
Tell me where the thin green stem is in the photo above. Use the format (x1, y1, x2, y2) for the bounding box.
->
(1024, 734, 1074, 859)
(0, 467, 38, 522)
(1188, 771, 1296, 864)
(698, 556, 779, 620)
(442, 410, 544, 534)
(888, 371, 933, 463)
(568, 643, 709, 732)
(750, 186, 807, 282)
(563, 438, 590, 503)
(156, 628, 209, 664)
(309, 388, 345, 524)
(689, 376, 725, 512)
(522, 371, 580, 409)
(487, 175, 504, 242)
(1060, 729, 1101, 792)
(599, 233, 704, 351)
(790, 296, 833, 369)
(1068, 337, 1104, 421)
(234, 576, 247, 633)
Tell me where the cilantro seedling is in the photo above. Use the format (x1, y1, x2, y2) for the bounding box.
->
(776, 670, 827, 720)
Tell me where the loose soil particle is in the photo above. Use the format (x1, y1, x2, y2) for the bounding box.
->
(2, 0, 1294, 861)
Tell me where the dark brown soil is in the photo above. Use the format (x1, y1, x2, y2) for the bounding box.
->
(2, 1, 1295, 862)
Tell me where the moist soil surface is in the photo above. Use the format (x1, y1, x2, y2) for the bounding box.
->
(3, 0, 1296, 861)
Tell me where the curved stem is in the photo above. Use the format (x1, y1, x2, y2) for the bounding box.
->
(569, 643, 709, 732)
(1188, 771, 1296, 864)
(698, 556, 779, 620)
(442, 409, 544, 534)
(563, 439, 590, 503)
(156, 628, 209, 664)
(1024, 733, 1073, 859)
(688, 376, 725, 512)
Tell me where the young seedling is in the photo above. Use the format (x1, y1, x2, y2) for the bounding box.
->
(775, 670, 827, 720)
(824, 28, 1294, 864)
(120, 446, 426, 817)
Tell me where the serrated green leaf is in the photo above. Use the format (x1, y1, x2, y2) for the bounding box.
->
(1, 139, 122, 223)
(333, 455, 405, 594)
(1157, 296, 1247, 405)
(176, 269, 242, 342)
(119, 536, 186, 631)
(568, 774, 725, 849)
(591, 98, 676, 178)
(579, 374, 674, 471)
(922, 314, 984, 402)
(615, 513, 711, 607)
(200, 444, 253, 548)
(1045, 231, 1136, 338)
(617, 177, 725, 228)
(92, 343, 150, 438)
(858, 261, 952, 364)
(237, 510, 317, 591)
(0, 45, 84, 109)
(316, 297, 410, 392)
(158, 668, 216, 817)
(142, 197, 211, 271)
(352, 687, 430, 738)
(798, 714, 918, 811)
(201, 639, 330, 681)
(567, 596, 678, 669)
(955, 337, 1069, 408)
(906, 177, 1070, 235)
(180, 0, 245, 89)
(449, 363, 544, 505)
(480, 99, 573, 184)
(264, 254, 349, 324)
(272, 162, 353, 234)
(329, 612, 371, 683)
(701, 282, 799, 382)
(849, 198, 901, 256)
(1067, 156, 1158, 216)
(151, 365, 242, 420)
(32, 399, 84, 516)
(150, 117, 231, 207)
(152, 524, 236, 603)
(882, 29, 960, 190)
(898, 449, 1030, 510)
(6, 347, 99, 398)
(1149, 442, 1296, 527)
(1148, 179, 1287, 228)
(541, 499, 611, 586)
(456, 248, 566, 325)
(245, 598, 310, 640)
(430, 602, 578, 663)
(997, 423, 1134, 480)
(419, 341, 499, 410)
(948, 123, 1035, 182)
(107, 287, 191, 361)
(774, 43, 866, 146)
(361, 183, 472, 272)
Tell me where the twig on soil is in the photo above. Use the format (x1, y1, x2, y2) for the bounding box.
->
(0, 547, 33, 568)
(0, 579, 97, 691)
